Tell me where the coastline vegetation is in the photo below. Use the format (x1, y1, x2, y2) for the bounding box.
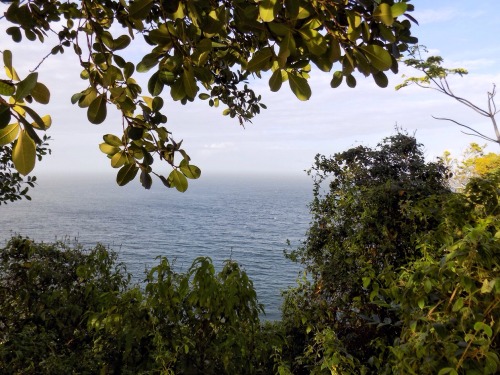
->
(1, 134, 499, 374)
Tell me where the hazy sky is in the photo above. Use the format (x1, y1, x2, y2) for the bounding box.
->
(1, 0, 500, 181)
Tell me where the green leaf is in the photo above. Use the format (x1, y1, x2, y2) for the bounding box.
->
(13, 72, 38, 101)
(373, 71, 388, 88)
(12, 129, 36, 175)
(474, 322, 493, 337)
(30, 82, 50, 104)
(0, 106, 11, 128)
(362, 277, 371, 288)
(373, 3, 393, 26)
(99, 143, 120, 155)
(87, 94, 107, 124)
(438, 368, 458, 375)
(358, 45, 392, 71)
(269, 69, 283, 92)
(0, 122, 20, 145)
(111, 150, 128, 168)
(168, 169, 188, 192)
(288, 73, 311, 101)
(117, 164, 139, 186)
(129, 0, 154, 19)
(148, 71, 165, 96)
(0, 80, 15, 96)
(140, 170, 153, 189)
(112, 35, 131, 50)
(481, 279, 495, 294)
(346, 74, 356, 88)
(137, 53, 159, 73)
(330, 71, 343, 88)
(22, 106, 48, 130)
(259, 0, 278, 22)
(103, 134, 122, 147)
(180, 160, 201, 179)
(182, 67, 198, 99)
(417, 298, 425, 309)
(7, 27, 22, 43)
(247, 47, 273, 72)
(391, 3, 407, 17)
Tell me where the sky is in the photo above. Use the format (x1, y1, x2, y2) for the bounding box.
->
(1, 0, 500, 182)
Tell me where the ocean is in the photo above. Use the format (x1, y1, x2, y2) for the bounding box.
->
(0, 173, 312, 320)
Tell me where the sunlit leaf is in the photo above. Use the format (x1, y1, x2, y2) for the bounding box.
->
(288, 73, 311, 101)
(373, 3, 393, 26)
(259, 0, 278, 22)
(13, 72, 38, 101)
(247, 47, 273, 72)
(359, 45, 392, 71)
(12, 129, 36, 175)
(391, 3, 407, 17)
(168, 169, 188, 192)
(0, 80, 15, 96)
(180, 159, 201, 179)
(0, 122, 20, 145)
(31, 82, 50, 104)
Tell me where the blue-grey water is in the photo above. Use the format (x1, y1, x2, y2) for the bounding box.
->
(0, 173, 312, 320)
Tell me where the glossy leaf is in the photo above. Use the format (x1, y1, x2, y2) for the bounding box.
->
(374, 3, 393, 26)
(87, 94, 107, 124)
(391, 3, 408, 17)
(373, 71, 388, 88)
(111, 150, 128, 168)
(0, 107, 11, 128)
(103, 134, 122, 147)
(359, 45, 392, 71)
(168, 169, 188, 192)
(180, 160, 201, 179)
(247, 47, 273, 72)
(116, 163, 139, 186)
(99, 143, 120, 155)
(128, 0, 154, 19)
(3, 50, 19, 80)
(0, 80, 15, 96)
(269, 69, 283, 92)
(330, 71, 343, 88)
(31, 82, 50, 104)
(13, 72, 38, 101)
(288, 73, 311, 101)
(0, 122, 20, 145)
(259, 0, 278, 22)
(12, 129, 36, 175)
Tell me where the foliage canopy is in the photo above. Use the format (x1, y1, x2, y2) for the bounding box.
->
(0, 0, 418, 190)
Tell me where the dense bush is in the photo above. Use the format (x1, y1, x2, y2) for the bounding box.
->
(281, 133, 451, 373)
(1, 134, 499, 374)
(0, 237, 281, 374)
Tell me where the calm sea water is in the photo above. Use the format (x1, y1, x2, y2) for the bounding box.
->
(0, 173, 312, 320)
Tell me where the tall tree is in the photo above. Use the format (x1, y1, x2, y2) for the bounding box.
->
(0, 0, 418, 191)
(282, 132, 451, 372)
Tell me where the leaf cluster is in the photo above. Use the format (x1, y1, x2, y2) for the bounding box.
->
(1, 0, 419, 190)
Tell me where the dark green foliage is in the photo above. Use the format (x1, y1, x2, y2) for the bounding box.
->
(0, 236, 129, 374)
(376, 172, 500, 374)
(0, 236, 281, 374)
(282, 133, 452, 372)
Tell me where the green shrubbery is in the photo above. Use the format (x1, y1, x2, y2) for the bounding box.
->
(1, 134, 499, 374)
(0, 238, 280, 374)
